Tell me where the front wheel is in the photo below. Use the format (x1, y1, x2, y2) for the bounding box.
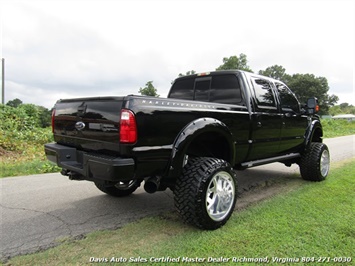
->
(300, 143, 330, 181)
(174, 157, 237, 230)
(95, 180, 140, 197)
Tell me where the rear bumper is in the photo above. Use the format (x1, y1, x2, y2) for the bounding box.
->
(44, 143, 135, 182)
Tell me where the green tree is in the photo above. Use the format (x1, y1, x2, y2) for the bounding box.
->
(0, 104, 35, 131)
(178, 70, 196, 77)
(216, 53, 253, 72)
(258, 65, 290, 82)
(286, 74, 338, 115)
(329, 105, 342, 116)
(6, 98, 23, 108)
(138, 81, 159, 97)
(37, 106, 52, 128)
(18, 104, 41, 129)
(330, 103, 355, 115)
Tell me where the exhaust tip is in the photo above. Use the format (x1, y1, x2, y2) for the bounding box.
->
(144, 181, 158, 194)
(144, 176, 161, 194)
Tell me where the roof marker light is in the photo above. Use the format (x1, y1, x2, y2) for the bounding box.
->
(197, 72, 210, 76)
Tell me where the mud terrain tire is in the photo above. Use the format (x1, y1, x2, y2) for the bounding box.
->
(174, 157, 237, 230)
(300, 142, 330, 181)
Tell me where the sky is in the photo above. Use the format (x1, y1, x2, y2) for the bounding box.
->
(1, 0, 354, 109)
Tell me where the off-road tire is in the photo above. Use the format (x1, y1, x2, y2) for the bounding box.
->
(300, 142, 330, 181)
(95, 180, 140, 197)
(174, 157, 237, 230)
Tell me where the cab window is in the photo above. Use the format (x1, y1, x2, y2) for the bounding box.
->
(251, 78, 276, 108)
(276, 83, 300, 113)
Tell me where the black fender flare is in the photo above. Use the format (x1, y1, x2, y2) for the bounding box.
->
(304, 119, 323, 149)
(167, 117, 235, 179)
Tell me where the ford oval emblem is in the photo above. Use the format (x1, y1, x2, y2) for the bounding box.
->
(75, 121, 86, 131)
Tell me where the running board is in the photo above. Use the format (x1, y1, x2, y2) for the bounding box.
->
(241, 153, 301, 168)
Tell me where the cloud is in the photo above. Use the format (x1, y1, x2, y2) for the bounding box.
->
(3, 3, 177, 107)
(2, 0, 354, 108)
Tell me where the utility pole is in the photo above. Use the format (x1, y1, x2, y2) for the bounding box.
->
(1, 58, 4, 104)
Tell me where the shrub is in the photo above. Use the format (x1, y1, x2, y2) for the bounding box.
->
(0, 104, 53, 152)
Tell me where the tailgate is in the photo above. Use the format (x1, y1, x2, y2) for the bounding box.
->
(53, 96, 124, 153)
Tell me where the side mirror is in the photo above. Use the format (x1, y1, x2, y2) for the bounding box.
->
(306, 97, 320, 114)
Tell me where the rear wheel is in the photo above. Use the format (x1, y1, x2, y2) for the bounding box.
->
(95, 180, 140, 197)
(174, 157, 237, 230)
(300, 143, 330, 181)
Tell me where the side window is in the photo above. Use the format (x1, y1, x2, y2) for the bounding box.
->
(276, 83, 300, 113)
(210, 75, 243, 105)
(194, 78, 211, 102)
(169, 78, 194, 100)
(251, 78, 276, 108)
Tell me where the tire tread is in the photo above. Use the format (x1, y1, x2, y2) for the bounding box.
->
(300, 143, 329, 181)
(174, 157, 237, 230)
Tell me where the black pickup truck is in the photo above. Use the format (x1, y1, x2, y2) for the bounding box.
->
(45, 70, 330, 230)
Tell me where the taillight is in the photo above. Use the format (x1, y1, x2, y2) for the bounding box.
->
(51, 109, 56, 133)
(120, 109, 137, 143)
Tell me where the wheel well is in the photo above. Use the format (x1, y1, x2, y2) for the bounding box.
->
(312, 127, 323, 142)
(185, 132, 232, 164)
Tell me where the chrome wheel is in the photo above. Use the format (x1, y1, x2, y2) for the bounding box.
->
(174, 157, 237, 229)
(206, 171, 236, 222)
(320, 149, 330, 177)
(300, 142, 330, 181)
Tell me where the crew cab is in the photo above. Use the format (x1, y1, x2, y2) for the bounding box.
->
(45, 70, 330, 229)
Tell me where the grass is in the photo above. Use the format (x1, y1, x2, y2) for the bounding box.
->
(0, 127, 61, 178)
(5, 159, 355, 266)
(322, 119, 355, 138)
(0, 159, 60, 177)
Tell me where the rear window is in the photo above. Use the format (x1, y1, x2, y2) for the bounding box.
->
(169, 74, 243, 105)
(168, 78, 194, 100)
(194, 78, 211, 102)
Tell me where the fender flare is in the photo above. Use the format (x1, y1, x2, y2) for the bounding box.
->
(304, 119, 323, 148)
(167, 117, 235, 178)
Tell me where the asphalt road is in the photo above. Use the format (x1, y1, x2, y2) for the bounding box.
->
(1, 135, 354, 260)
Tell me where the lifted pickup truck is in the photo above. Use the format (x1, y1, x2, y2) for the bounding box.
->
(45, 70, 330, 230)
